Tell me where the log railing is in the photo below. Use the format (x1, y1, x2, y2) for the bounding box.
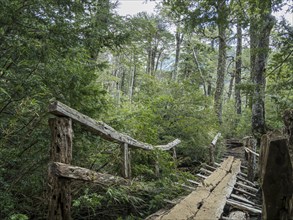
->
(47, 101, 181, 220)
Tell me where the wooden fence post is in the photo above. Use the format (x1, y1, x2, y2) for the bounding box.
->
(121, 143, 131, 179)
(259, 132, 292, 220)
(244, 137, 257, 182)
(209, 133, 221, 165)
(48, 117, 73, 220)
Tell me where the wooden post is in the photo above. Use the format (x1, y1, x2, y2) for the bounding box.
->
(259, 132, 292, 220)
(48, 117, 73, 220)
(245, 137, 257, 182)
(209, 133, 221, 165)
(209, 143, 215, 165)
(121, 143, 131, 179)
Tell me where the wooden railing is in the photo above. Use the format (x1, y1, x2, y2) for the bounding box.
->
(47, 101, 181, 220)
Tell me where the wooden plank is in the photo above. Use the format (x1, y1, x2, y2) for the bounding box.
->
(203, 156, 234, 189)
(202, 163, 217, 171)
(153, 157, 235, 220)
(200, 167, 213, 175)
(236, 182, 258, 193)
(233, 187, 257, 198)
(226, 199, 262, 214)
(237, 175, 256, 187)
(194, 159, 241, 220)
(48, 101, 180, 151)
(230, 194, 255, 205)
(187, 179, 200, 185)
(196, 173, 208, 179)
(50, 162, 128, 186)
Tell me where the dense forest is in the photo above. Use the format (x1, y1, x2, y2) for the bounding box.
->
(0, 0, 292, 219)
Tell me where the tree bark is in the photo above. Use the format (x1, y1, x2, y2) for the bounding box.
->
(250, 0, 275, 138)
(172, 27, 183, 81)
(214, 0, 228, 124)
(235, 21, 242, 115)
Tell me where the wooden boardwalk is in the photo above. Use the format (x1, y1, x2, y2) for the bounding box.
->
(147, 155, 261, 220)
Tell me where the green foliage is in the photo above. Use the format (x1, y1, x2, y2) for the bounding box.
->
(222, 101, 252, 138)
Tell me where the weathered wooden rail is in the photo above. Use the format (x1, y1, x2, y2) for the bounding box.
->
(47, 101, 181, 219)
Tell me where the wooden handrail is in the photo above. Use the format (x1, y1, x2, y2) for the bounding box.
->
(48, 101, 180, 150)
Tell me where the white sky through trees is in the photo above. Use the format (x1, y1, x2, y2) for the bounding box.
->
(115, 0, 292, 25)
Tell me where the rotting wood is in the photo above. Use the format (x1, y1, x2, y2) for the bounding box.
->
(196, 173, 208, 179)
(233, 187, 256, 198)
(200, 167, 213, 174)
(187, 179, 200, 185)
(121, 143, 131, 179)
(47, 118, 73, 220)
(202, 163, 217, 171)
(50, 162, 128, 186)
(283, 109, 293, 218)
(244, 147, 259, 157)
(259, 132, 292, 220)
(236, 182, 258, 193)
(226, 199, 262, 214)
(174, 182, 196, 191)
(237, 175, 256, 187)
(194, 159, 241, 220)
(49, 101, 180, 151)
(230, 193, 255, 205)
(243, 137, 257, 182)
(152, 157, 236, 220)
(209, 132, 221, 165)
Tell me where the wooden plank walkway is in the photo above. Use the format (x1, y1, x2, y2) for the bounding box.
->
(149, 156, 241, 220)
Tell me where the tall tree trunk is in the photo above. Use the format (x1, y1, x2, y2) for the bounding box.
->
(214, 0, 228, 124)
(129, 56, 137, 103)
(192, 48, 207, 96)
(235, 21, 242, 114)
(250, 0, 275, 137)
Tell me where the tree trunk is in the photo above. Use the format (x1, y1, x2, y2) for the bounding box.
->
(235, 21, 242, 115)
(214, 0, 228, 124)
(172, 28, 183, 81)
(227, 72, 234, 100)
(250, 0, 275, 138)
(192, 48, 207, 96)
